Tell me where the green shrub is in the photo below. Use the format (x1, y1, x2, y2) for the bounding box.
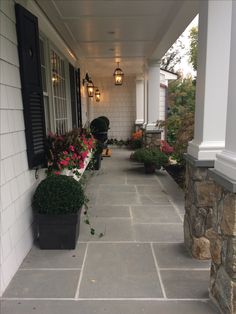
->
(33, 175, 86, 215)
(90, 118, 108, 133)
(133, 148, 169, 168)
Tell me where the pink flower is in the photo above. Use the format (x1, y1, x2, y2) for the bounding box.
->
(54, 171, 61, 175)
(79, 161, 84, 169)
(63, 151, 68, 155)
(69, 145, 75, 152)
(60, 160, 69, 166)
(81, 151, 88, 160)
(72, 153, 77, 160)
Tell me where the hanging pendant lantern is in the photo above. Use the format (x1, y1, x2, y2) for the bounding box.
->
(113, 62, 124, 85)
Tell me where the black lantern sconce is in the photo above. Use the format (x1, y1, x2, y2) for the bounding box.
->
(83, 73, 94, 97)
(113, 62, 124, 85)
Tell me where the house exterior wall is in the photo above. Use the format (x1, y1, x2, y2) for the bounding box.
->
(0, 0, 38, 295)
(0, 0, 78, 296)
(92, 76, 136, 140)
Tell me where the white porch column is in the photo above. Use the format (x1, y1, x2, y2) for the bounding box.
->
(187, 0, 232, 160)
(146, 60, 160, 130)
(135, 75, 144, 126)
(214, 1, 236, 181)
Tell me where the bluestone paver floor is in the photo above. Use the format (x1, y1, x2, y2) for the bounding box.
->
(1, 149, 219, 313)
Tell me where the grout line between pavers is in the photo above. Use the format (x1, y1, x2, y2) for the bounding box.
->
(78, 241, 184, 244)
(74, 243, 89, 299)
(159, 268, 210, 271)
(154, 175, 184, 223)
(150, 243, 167, 299)
(0, 297, 211, 301)
(19, 268, 82, 271)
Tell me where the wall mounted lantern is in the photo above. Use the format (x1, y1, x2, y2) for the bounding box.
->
(95, 88, 101, 102)
(83, 73, 94, 97)
(113, 62, 124, 85)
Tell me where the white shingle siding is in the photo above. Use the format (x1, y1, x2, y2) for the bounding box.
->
(92, 76, 136, 140)
(0, 0, 38, 296)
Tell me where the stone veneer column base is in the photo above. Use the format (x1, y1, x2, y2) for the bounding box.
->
(184, 154, 216, 260)
(208, 169, 236, 314)
(144, 130, 162, 148)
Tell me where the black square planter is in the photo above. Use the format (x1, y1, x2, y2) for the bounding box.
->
(37, 210, 81, 250)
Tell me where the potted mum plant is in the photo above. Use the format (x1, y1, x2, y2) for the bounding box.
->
(133, 147, 169, 174)
(33, 175, 86, 249)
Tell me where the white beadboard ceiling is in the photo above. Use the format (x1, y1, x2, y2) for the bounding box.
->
(36, 0, 198, 76)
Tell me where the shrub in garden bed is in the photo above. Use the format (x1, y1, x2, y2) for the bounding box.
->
(132, 147, 169, 174)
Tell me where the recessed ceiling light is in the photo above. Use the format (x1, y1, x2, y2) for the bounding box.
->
(108, 31, 115, 35)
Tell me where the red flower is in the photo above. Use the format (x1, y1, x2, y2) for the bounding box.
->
(69, 145, 75, 152)
(60, 160, 69, 166)
(72, 153, 77, 160)
(79, 161, 85, 169)
(81, 151, 88, 160)
(63, 151, 68, 155)
(54, 171, 61, 175)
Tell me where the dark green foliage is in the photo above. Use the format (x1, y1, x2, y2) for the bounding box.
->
(133, 148, 169, 167)
(33, 175, 86, 214)
(90, 118, 108, 133)
(98, 116, 110, 129)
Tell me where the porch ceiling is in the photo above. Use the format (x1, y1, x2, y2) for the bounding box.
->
(36, 0, 198, 76)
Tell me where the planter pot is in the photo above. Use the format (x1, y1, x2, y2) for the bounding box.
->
(37, 210, 81, 249)
(144, 163, 156, 174)
(93, 154, 102, 170)
(93, 131, 108, 143)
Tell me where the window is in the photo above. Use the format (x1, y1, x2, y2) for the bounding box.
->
(39, 38, 51, 133)
(51, 49, 69, 135)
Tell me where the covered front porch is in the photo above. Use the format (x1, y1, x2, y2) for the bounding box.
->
(1, 149, 218, 314)
(1, 0, 236, 313)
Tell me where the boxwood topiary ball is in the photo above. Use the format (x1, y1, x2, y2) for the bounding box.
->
(32, 175, 85, 215)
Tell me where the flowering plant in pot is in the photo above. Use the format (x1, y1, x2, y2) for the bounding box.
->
(32, 175, 86, 249)
(46, 128, 95, 178)
(132, 147, 169, 174)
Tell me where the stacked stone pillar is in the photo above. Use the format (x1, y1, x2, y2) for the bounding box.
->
(207, 2, 236, 312)
(184, 0, 231, 259)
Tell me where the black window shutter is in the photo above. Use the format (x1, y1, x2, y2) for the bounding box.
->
(15, 4, 46, 169)
(69, 64, 78, 128)
(76, 68, 82, 128)
(69, 64, 82, 128)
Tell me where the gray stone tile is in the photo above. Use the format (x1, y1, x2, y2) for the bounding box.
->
(127, 178, 158, 185)
(89, 172, 125, 185)
(139, 194, 170, 205)
(136, 184, 164, 195)
(20, 243, 87, 269)
(153, 243, 210, 269)
(96, 191, 140, 205)
(161, 270, 210, 299)
(79, 243, 163, 298)
(131, 205, 181, 223)
(88, 205, 130, 218)
(134, 223, 183, 242)
(78, 218, 135, 242)
(3, 270, 79, 298)
(1, 300, 220, 314)
(98, 184, 136, 193)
